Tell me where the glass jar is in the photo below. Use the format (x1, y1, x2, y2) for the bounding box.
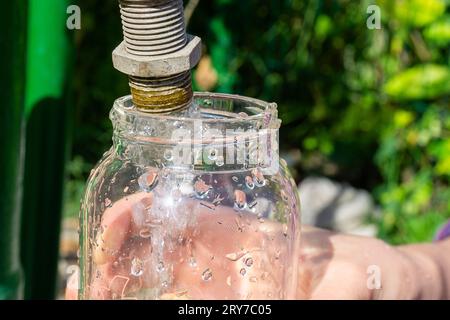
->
(79, 93, 301, 300)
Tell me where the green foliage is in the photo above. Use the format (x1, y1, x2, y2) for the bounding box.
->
(70, 0, 450, 244)
(384, 64, 450, 100)
(378, 0, 446, 27)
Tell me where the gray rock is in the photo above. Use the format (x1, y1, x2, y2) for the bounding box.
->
(298, 177, 378, 236)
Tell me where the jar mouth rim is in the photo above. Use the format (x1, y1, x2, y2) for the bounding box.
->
(113, 92, 279, 127)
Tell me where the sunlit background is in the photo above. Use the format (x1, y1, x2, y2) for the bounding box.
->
(0, 0, 449, 299)
(52, 0, 450, 298)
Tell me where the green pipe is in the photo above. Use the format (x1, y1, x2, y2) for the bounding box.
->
(0, 1, 28, 300)
(21, 0, 73, 299)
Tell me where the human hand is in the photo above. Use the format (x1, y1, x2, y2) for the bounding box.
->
(66, 193, 449, 300)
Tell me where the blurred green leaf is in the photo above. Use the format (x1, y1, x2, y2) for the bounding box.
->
(424, 15, 450, 46)
(379, 0, 446, 27)
(384, 64, 450, 100)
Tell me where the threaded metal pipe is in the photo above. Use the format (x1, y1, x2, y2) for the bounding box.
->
(118, 0, 193, 113)
(120, 0, 187, 56)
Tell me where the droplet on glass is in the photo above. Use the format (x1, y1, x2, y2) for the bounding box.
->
(248, 201, 257, 209)
(244, 257, 254, 267)
(235, 217, 245, 232)
(232, 176, 239, 182)
(130, 257, 144, 277)
(207, 148, 218, 161)
(226, 276, 232, 286)
(216, 156, 224, 167)
(164, 149, 174, 161)
(202, 268, 213, 281)
(123, 186, 129, 193)
(274, 250, 281, 260)
(144, 218, 162, 228)
(245, 176, 255, 190)
(281, 190, 289, 202)
(194, 178, 211, 199)
(212, 194, 224, 206)
(234, 190, 247, 210)
(156, 261, 165, 273)
(139, 227, 151, 239)
(251, 168, 266, 187)
(282, 223, 288, 237)
(188, 257, 197, 268)
(240, 268, 246, 276)
(225, 251, 246, 261)
(104, 198, 112, 208)
(138, 170, 159, 192)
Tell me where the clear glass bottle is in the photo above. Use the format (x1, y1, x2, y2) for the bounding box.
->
(79, 93, 301, 300)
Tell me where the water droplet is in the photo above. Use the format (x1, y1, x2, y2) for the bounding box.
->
(251, 168, 266, 187)
(282, 224, 288, 237)
(225, 251, 246, 261)
(235, 218, 245, 232)
(207, 148, 218, 161)
(194, 178, 211, 199)
(156, 261, 165, 273)
(212, 194, 224, 206)
(248, 201, 257, 209)
(240, 268, 246, 276)
(144, 218, 162, 228)
(138, 170, 159, 192)
(139, 227, 151, 238)
(232, 176, 239, 182)
(274, 250, 281, 260)
(203, 99, 213, 106)
(281, 190, 289, 202)
(123, 186, 129, 193)
(202, 268, 213, 281)
(104, 198, 112, 208)
(188, 257, 197, 268)
(234, 190, 247, 210)
(244, 257, 253, 267)
(216, 156, 224, 167)
(164, 149, 174, 161)
(130, 257, 144, 277)
(226, 276, 232, 286)
(245, 176, 255, 189)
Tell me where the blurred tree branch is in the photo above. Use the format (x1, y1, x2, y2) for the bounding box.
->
(184, 0, 200, 27)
